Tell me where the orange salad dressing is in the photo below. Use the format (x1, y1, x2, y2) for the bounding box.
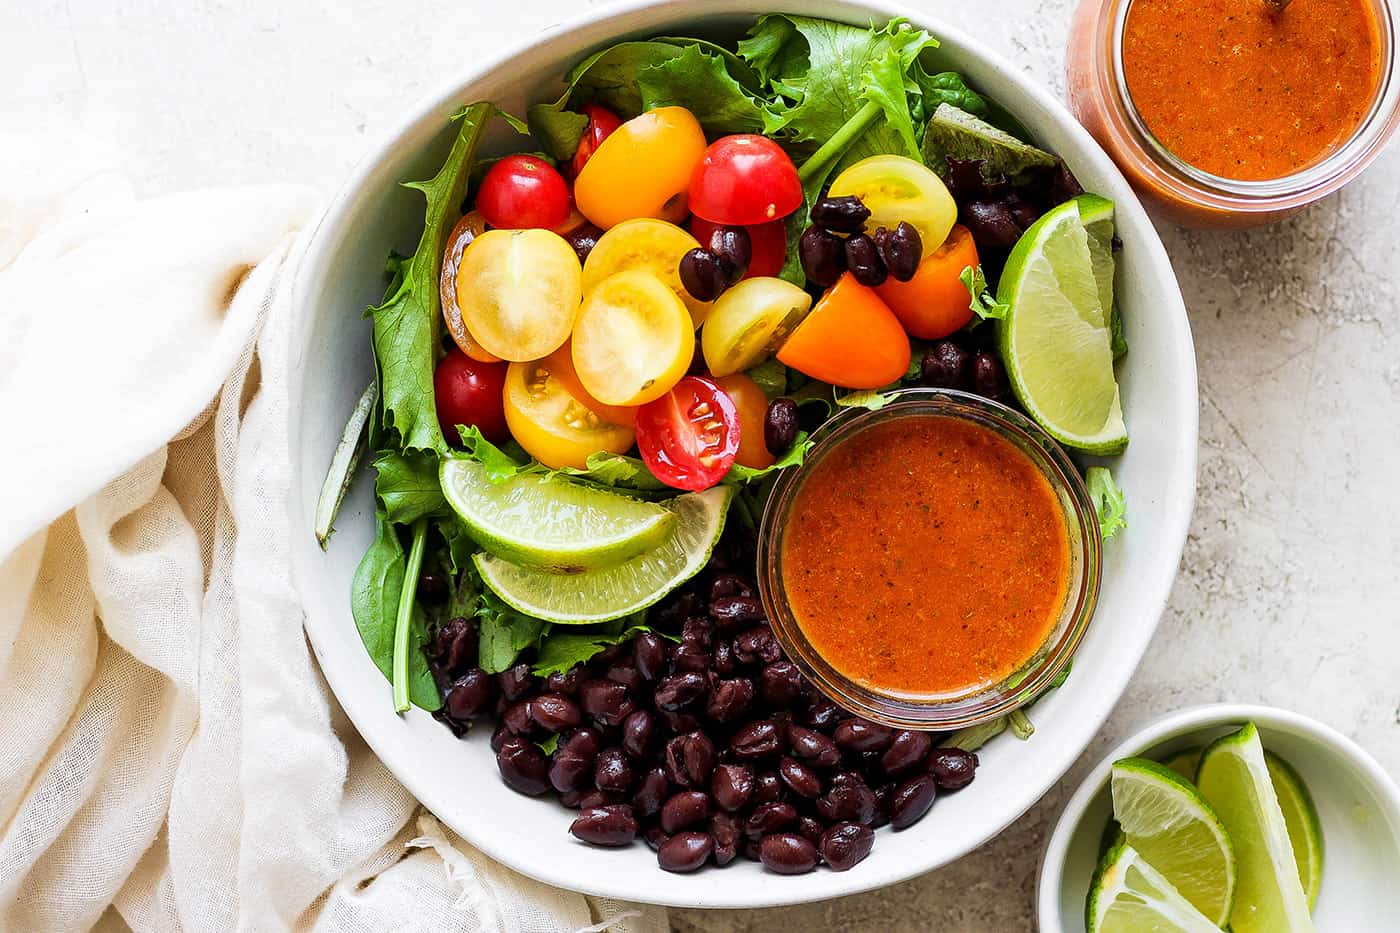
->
(781, 416, 1071, 699)
(1122, 0, 1383, 180)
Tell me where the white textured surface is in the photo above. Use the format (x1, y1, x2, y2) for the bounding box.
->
(7, 1, 1396, 929)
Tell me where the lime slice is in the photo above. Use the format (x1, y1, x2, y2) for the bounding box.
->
(1265, 751, 1324, 911)
(997, 199, 1127, 454)
(1110, 757, 1236, 925)
(1197, 724, 1315, 933)
(1088, 841, 1225, 933)
(441, 457, 674, 572)
(1077, 193, 1116, 325)
(1162, 747, 1203, 781)
(474, 485, 733, 624)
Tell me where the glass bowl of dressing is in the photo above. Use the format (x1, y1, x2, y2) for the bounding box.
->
(757, 388, 1102, 731)
(1065, 0, 1399, 227)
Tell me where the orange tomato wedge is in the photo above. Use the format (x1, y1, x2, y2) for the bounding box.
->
(874, 224, 979, 339)
(777, 273, 911, 389)
(714, 373, 775, 470)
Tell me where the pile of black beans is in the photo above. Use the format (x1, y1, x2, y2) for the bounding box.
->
(920, 332, 1012, 404)
(426, 526, 980, 874)
(680, 225, 753, 302)
(798, 196, 922, 288)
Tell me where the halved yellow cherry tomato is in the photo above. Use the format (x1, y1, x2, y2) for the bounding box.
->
(456, 228, 581, 362)
(572, 270, 694, 406)
(540, 344, 637, 427)
(827, 154, 957, 251)
(777, 273, 911, 389)
(583, 218, 712, 328)
(714, 373, 775, 470)
(700, 276, 813, 377)
(574, 107, 707, 229)
(440, 211, 500, 363)
(503, 359, 635, 470)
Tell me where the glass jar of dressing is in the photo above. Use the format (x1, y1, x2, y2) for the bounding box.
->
(1066, 0, 1399, 227)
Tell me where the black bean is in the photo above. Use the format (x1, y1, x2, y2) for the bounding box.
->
(672, 642, 711, 673)
(815, 780, 878, 825)
(432, 616, 476, 674)
(664, 732, 716, 787)
(779, 756, 822, 798)
(734, 627, 781, 665)
(820, 822, 875, 871)
(888, 774, 937, 829)
(810, 195, 872, 233)
(642, 824, 669, 851)
(803, 699, 842, 730)
(529, 694, 581, 734)
(654, 672, 708, 711)
(753, 770, 783, 803)
(578, 679, 634, 727)
(711, 763, 754, 812)
(658, 709, 701, 734)
(548, 729, 600, 793)
(594, 747, 633, 793)
(417, 572, 450, 605)
(759, 833, 819, 874)
(877, 221, 922, 282)
(922, 341, 972, 390)
(444, 669, 495, 720)
(787, 724, 842, 768)
(680, 248, 728, 301)
(605, 664, 644, 693)
(594, 643, 630, 667)
(710, 812, 742, 866)
(797, 816, 825, 846)
(709, 573, 754, 603)
(833, 718, 895, 754)
(496, 736, 550, 796)
(971, 351, 1010, 400)
(503, 700, 535, 737)
(544, 665, 582, 696)
(658, 831, 714, 872)
(497, 663, 538, 701)
(569, 805, 637, 846)
(760, 662, 804, 707)
(711, 638, 737, 676)
(762, 398, 800, 457)
(730, 719, 783, 758)
(871, 783, 893, 829)
(798, 227, 846, 287)
(709, 596, 765, 628)
(745, 801, 798, 838)
(963, 200, 1022, 250)
(621, 709, 655, 759)
(706, 678, 755, 723)
(632, 766, 670, 819)
(489, 722, 510, 753)
(882, 730, 933, 776)
(660, 790, 711, 833)
(632, 632, 667, 681)
(681, 616, 714, 648)
(576, 789, 621, 810)
(704, 225, 752, 285)
(844, 234, 887, 287)
(564, 223, 603, 264)
(927, 747, 980, 790)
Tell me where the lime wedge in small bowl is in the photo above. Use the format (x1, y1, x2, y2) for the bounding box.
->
(441, 456, 675, 573)
(997, 197, 1127, 454)
(1110, 757, 1236, 925)
(1265, 751, 1324, 910)
(1088, 841, 1224, 933)
(475, 484, 733, 625)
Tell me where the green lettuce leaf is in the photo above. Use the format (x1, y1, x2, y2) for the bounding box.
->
(373, 448, 447, 524)
(531, 617, 651, 678)
(350, 514, 442, 710)
(477, 589, 549, 674)
(745, 358, 790, 398)
(1086, 466, 1127, 540)
(723, 431, 812, 484)
(960, 264, 1010, 322)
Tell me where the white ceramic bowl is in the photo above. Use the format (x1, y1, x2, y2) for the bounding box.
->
(1039, 704, 1400, 932)
(288, 0, 1197, 909)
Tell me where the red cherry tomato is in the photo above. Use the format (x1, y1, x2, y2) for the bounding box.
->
(635, 376, 741, 491)
(434, 349, 509, 445)
(570, 104, 623, 178)
(689, 135, 803, 226)
(476, 155, 571, 230)
(691, 218, 787, 279)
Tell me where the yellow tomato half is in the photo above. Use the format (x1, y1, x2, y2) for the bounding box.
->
(827, 154, 957, 252)
(503, 359, 635, 470)
(456, 228, 581, 362)
(572, 270, 694, 407)
(574, 107, 707, 229)
(583, 218, 712, 328)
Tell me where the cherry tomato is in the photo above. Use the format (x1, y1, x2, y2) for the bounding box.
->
(635, 376, 741, 490)
(689, 135, 803, 226)
(439, 210, 500, 363)
(503, 360, 635, 470)
(570, 104, 623, 178)
(827, 154, 957, 252)
(575, 107, 707, 229)
(583, 218, 711, 327)
(435, 349, 509, 445)
(691, 218, 786, 279)
(540, 344, 637, 427)
(456, 229, 581, 361)
(700, 276, 812, 377)
(714, 373, 775, 470)
(777, 273, 911, 389)
(572, 270, 694, 406)
(875, 224, 979, 339)
(476, 155, 571, 230)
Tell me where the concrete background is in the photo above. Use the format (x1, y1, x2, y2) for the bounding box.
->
(7, 1, 1396, 929)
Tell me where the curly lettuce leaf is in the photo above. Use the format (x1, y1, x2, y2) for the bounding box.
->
(1086, 466, 1127, 540)
(959, 264, 1010, 322)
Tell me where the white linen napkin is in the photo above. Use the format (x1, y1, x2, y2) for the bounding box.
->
(0, 134, 666, 933)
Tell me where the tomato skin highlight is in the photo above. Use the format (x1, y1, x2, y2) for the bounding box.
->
(435, 349, 509, 445)
(689, 135, 803, 226)
(575, 107, 707, 229)
(714, 373, 775, 470)
(476, 155, 572, 230)
(777, 273, 911, 389)
(569, 104, 623, 178)
(691, 218, 786, 279)
(635, 376, 741, 491)
(874, 224, 979, 339)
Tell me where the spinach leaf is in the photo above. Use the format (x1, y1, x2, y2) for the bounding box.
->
(370, 103, 507, 455)
(745, 358, 789, 398)
(350, 513, 442, 711)
(1086, 467, 1127, 540)
(477, 589, 549, 673)
(526, 106, 589, 161)
(373, 448, 447, 524)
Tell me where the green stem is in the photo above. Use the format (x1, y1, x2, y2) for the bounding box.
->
(393, 517, 429, 713)
(797, 100, 882, 183)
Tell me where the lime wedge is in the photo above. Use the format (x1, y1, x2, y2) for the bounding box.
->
(997, 199, 1127, 454)
(1162, 747, 1203, 782)
(1265, 751, 1324, 911)
(1088, 842, 1225, 933)
(474, 485, 733, 624)
(1110, 757, 1236, 925)
(1077, 193, 1116, 325)
(1196, 724, 1315, 933)
(441, 457, 674, 572)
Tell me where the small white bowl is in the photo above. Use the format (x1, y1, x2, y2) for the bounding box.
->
(1039, 704, 1400, 932)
